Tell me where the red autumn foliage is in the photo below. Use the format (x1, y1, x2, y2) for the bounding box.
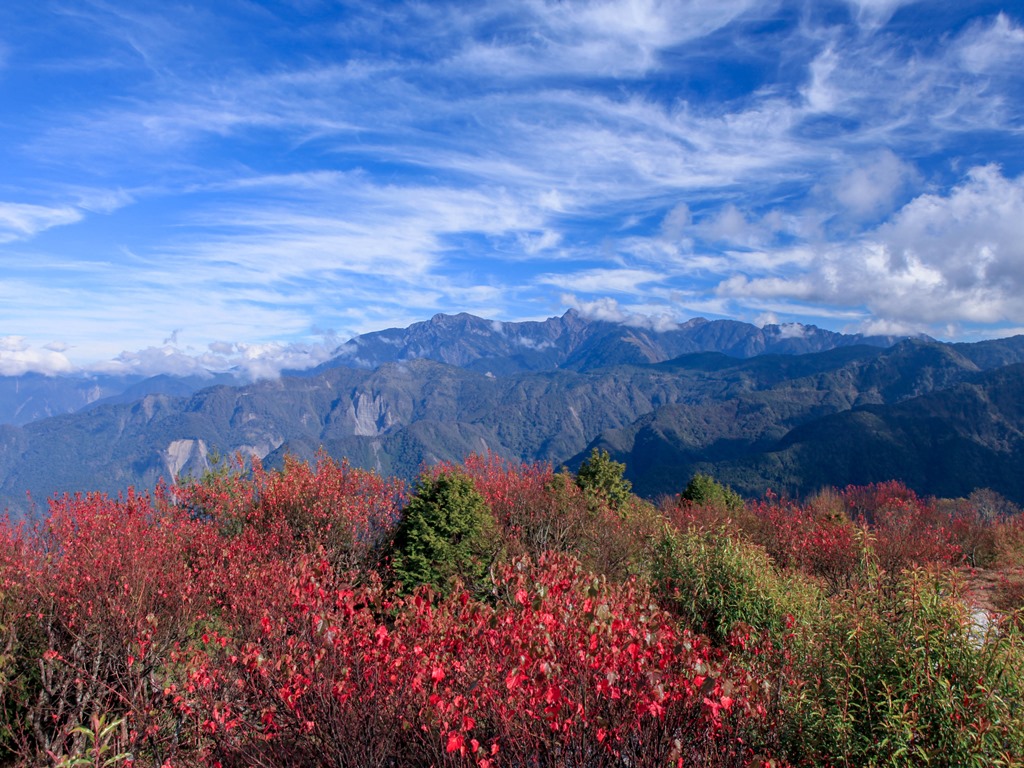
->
(443, 451, 661, 580)
(434, 452, 592, 559)
(744, 492, 864, 594)
(174, 451, 405, 571)
(841, 481, 962, 573)
(3, 454, 1021, 767)
(178, 552, 775, 767)
(5, 487, 217, 762)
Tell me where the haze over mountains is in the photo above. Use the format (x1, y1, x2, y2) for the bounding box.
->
(2, 310, 1023, 515)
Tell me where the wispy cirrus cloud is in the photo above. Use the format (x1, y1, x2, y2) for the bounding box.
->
(538, 268, 667, 295)
(448, 0, 763, 78)
(0, 0, 1022, 374)
(0, 203, 82, 243)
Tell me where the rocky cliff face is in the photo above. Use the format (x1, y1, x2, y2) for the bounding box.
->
(165, 438, 210, 479)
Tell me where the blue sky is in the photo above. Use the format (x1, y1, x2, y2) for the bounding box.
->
(1, 0, 1023, 377)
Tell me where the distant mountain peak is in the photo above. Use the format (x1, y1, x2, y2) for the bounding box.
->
(308, 309, 927, 377)
(5, 315, 1024, 514)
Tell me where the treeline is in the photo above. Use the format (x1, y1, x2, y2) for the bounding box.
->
(1, 451, 1023, 767)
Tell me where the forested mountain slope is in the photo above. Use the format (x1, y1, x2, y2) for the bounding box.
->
(2, 313, 1024, 513)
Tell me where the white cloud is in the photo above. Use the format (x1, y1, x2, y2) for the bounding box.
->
(71, 187, 136, 214)
(660, 203, 691, 242)
(833, 150, 917, 220)
(843, 0, 916, 29)
(94, 337, 342, 380)
(517, 229, 562, 254)
(452, 0, 761, 79)
(0, 337, 26, 353)
(719, 274, 818, 301)
(0, 337, 74, 376)
(561, 294, 679, 331)
(878, 164, 1024, 296)
(717, 166, 1024, 332)
(693, 204, 802, 249)
(515, 336, 554, 351)
(538, 268, 665, 294)
(776, 323, 810, 339)
(0, 202, 82, 243)
(802, 46, 840, 113)
(700, 204, 750, 243)
(957, 13, 1024, 75)
(855, 317, 921, 336)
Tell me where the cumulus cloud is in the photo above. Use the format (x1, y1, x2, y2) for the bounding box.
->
(0, 337, 75, 376)
(878, 165, 1024, 297)
(717, 165, 1024, 332)
(562, 294, 679, 331)
(833, 150, 918, 221)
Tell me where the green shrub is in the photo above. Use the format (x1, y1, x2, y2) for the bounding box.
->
(681, 473, 745, 514)
(387, 470, 500, 596)
(575, 448, 632, 512)
(651, 523, 819, 644)
(783, 567, 1024, 767)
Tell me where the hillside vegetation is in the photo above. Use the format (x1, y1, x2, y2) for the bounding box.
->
(1, 451, 1023, 767)
(5, 313, 1024, 514)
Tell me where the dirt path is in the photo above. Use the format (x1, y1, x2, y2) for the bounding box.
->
(962, 567, 1003, 615)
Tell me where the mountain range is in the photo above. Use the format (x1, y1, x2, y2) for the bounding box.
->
(2, 310, 1024, 516)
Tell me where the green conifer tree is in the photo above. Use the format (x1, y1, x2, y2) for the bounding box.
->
(680, 473, 744, 513)
(575, 448, 633, 511)
(388, 470, 499, 595)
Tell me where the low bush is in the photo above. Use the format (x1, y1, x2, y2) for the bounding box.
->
(179, 552, 778, 768)
(842, 481, 962, 574)
(2, 489, 216, 765)
(780, 567, 1024, 767)
(651, 522, 820, 645)
(2, 456, 1022, 767)
(175, 451, 405, 571)
(439, 452, 591, 560)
